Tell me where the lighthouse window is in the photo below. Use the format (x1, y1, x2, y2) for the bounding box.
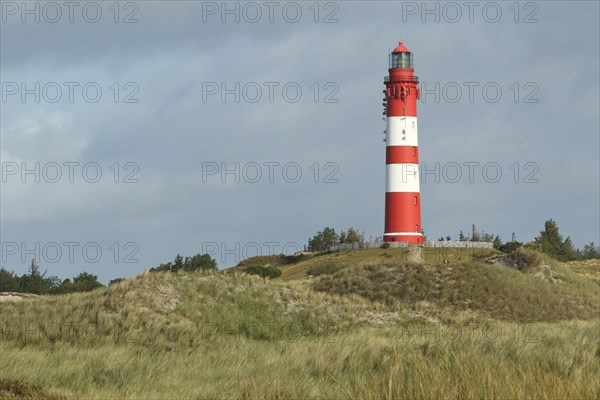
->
(415, 225, 419, 232)
(412, 147, 416, 155)
(412, 122, 415, 129)
(414, 196, 417, 205)
(390, 52, 413, 69)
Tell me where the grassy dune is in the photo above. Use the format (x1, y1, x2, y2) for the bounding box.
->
(0, 249, 598, 399)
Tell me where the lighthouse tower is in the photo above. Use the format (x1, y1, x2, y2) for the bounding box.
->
(383, 41, 423, 244)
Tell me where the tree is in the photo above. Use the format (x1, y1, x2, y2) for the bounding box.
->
(173, 255, 184, 271)
(346, 227, 364, 244)
(561, 237, 578, 261)
(0, 268, 20, 292)
(72, 272, 104, 292)
(471, 224, 480, 242)
(337, 228, 363, 245)
(183, 253, 217, 271)
(109, 278, 125, 286)
(534, 219, 577, 261)
(150, 253, 217, 273)
(458, 231, 466, 241)
(579, 242, 600, 259)
(307, 227, 338, 252)
(499, 240, 523, 254)
(54, 278, 74, 294)
(20, 259, 58, 294)
(492, 235, 502, 249)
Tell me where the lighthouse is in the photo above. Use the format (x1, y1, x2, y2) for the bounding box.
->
(383, 41, 423, 244)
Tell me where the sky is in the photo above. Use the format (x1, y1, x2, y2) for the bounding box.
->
(1, 0, 599, 283)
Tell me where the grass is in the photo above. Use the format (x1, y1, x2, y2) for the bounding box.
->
(0, 321, 598, 399)
(313, 254, 599, 322)
(1, 249, 598, 399)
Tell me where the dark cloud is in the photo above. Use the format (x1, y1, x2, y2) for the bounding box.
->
(1, 1, 598, 282)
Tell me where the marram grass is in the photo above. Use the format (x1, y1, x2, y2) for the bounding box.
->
(1, 251, 598, 399)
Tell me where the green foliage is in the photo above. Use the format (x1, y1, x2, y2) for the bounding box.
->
(339, 227, 365, 244)
(50, 272, 104, 294)
(578, 242, 600, 259)
(306, 263, 342, 277)
(18, 259, 60, 294)
(492, 234, 502, 249)
(307, 227, 338, 252)
(243, 265, 282, 279)
(150, 253, 217, 273)
(458, 225, 498, 243)
(1, 260, 103, 295)
(0, 268, 20, 292)
(313, 256, 598, 322)
(471, 224, 480, 241)
(66, 272, 103, 293)
(380, 242, 391, 249)
(499, 241, 524, 254)
(534, 219, 578, 261)
(109, 278, 125, 286)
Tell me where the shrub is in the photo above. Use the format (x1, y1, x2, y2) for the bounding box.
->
(243, 265, 282, 279)
(380, 243, 390, 249)
(306, 263, 342, 277)
(150, 253, 217, 273)
(499, 241, 523, 253)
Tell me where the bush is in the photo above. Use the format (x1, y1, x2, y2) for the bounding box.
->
(306, 263, 342, 277)
(109, 278, 125, 286)
(150, 253, 217, 273)
(499, 241, 523, 254)
(380, 243, 391, 249)
(243, 265, 282, 279)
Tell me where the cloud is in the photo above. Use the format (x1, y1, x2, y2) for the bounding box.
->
(1, 1, 598, 280)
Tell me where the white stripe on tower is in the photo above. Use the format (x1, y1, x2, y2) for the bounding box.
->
(386, 117, 418, 146)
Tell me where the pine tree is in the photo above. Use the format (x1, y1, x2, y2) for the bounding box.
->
(580, 242, 600, 259)
(471, 224, 480, 241)
(0, 268, 20, 292)
(534, 219, 577, 261)
(346, 227, 364, 244)
(308, 227, 339, 252)
(339, 231, 347, 244)
(493, 234, 502, 249)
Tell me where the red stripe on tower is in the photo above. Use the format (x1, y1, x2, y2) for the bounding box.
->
(383, 41, 423, 244)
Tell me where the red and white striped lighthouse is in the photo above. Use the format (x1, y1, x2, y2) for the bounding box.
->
(383, 41, 423, 244)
